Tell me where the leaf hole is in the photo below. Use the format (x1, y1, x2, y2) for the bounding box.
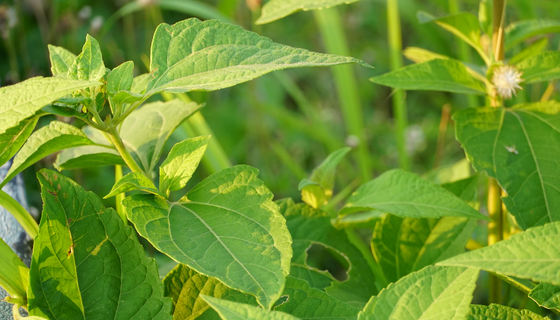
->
(305, 243, 349, 282)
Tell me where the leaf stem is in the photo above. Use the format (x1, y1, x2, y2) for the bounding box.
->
(387, 0, 410, 171)
(487, 177, 503, 303)
(313, 8, 373, 180)
(107, 126, 144, 174)
(0, 190, 39, 239)
(114, 165, 126, 223)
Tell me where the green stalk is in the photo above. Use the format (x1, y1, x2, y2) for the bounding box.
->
(0, 191, 39, 239)
(386, 0, 410, 171)
(114, 165, 126, 223)
(313, 8, 372, 181)
(161, 92, 232, 173)
(107, 126, 144, 174)
(487, 178, 503, 303)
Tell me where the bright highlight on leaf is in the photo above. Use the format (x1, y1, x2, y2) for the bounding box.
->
(467, 304, 548, 320)
(105, 172, 164, 198)
(256, 0, 359, 25)
(529, 283, 560, 312)
(340, 169, 490, 221)
(146, 18, 372, 94)
(438, 221, 560, 285)
(202, 295, 300, 320)
(358, 266, 479, 320)
(123, 165, 292, 309)
(0, 237, 28, 301)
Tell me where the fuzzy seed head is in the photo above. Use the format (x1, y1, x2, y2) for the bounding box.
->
(492, 65, 524, 99)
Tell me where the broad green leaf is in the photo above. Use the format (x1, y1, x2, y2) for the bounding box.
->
(107, 61, 134, 94)
(467, 304, 549, 320)
(201, 295, 299, 320)
(123, 165, 292, 309)
(403, 47, 451, 64)
(68, 34, 106, 81)
(274, 277, 360, 320)
(105, 172, 164, 198)
(299, 147, 350, 208)
(438, 221, 560, 285)
(279, 199, 377, 307)
(332, 210, 384, 229)
(509, 37, 548, 65)
(256, 0, 359, 25)
(423, 158, 472, 185)
(1, 121, 96, 188)
(131, 73, 151, 94)
(454, 102, 560, 229)
(120, 99, 201, 173)
(506, 19, 560, 50)
(0, 116, 39, 167)
(372, 214, 476, 283)
(48, 45, 76, 77)
(54, 126, 125, 170)
(146, 18, 371, 94)
(163, 263, 257, 320)
(28, 169, 172, 320)
(159, 136, 210, 194)
(517, 51, 560, 84)
(417, 11, 485, 59)
(529, 283, 560, 312)
(340, 169, 489, 221)
(0, 237, 28, 299)
(370, 59, 487, 95)
(0, 76, 99, 135)
(358, 266, 479, 320)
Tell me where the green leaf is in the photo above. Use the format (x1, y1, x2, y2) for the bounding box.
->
(506, 19, 560, 50)
(123, 165, 292, 309)
(467, 304, 549, 320)
(131, 73, 151, 94)
(529, 283, 560, 312)
(274, 277, 360, 320)
(509, 37, 548, 65)
(403, 47, 451, 64)
(146, 18, 371, 94)
(417, 11, 485, 61)
(48, 45, 76, 77)
(120, 99, 201, 173)
(68, 34, 106, 81)
(0, 237, 28, 299)
(279, 199, 377, 307)
(517, 51, 560, 84)
(256, 0, 359, 25)
(107, 61, 134, 94)
(340, 169, 489, 221)
(0, 76, 99, 136)
(299, 147, 350, 208)
(372, 214, 476, 283)
(454, 102, 560, 229)
(438, 221, 560, 285)
(370, 59, 487, 95)
(201, 295, 300, 320)
(163, 263, 257, 320)
(105, 172, 164, 198)
(358, 266, 479, 320)
(332, 210, 384, 229)
(28, 169, 172, 319)
(1, 121, 96, 188)
(159, 136, 210, 194)
(0, 116, 39, 167)
(54, 126, 125, 170)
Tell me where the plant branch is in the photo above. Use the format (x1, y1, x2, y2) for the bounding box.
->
(107, 126, 144, 174)
(114, 165, 126, 223)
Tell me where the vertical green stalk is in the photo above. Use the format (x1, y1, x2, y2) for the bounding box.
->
(313, 8, 372, 181)
(0, 191, 38, 239)
(487, 178, 503, 303)
(386, 0, 410, 170)
(107, 127, 144, 174)
(114, 165, 126, 223)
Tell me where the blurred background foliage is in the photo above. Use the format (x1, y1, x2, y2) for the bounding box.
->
(1, 0, 559, 313)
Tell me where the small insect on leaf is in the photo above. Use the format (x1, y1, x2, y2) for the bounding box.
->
(67, 244, 74, 258)
(505, 145, 519, 155)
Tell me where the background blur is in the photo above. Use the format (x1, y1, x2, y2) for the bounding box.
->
(1, 0, 559, 311)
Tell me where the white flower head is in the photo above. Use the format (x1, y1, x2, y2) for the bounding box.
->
(492, 65, 524, 99)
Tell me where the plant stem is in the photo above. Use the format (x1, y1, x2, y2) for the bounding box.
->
(114, 165, 126, 223)
(487, 177, 503, 303)
(107, 127, 144, 174)
(387, 0, 410, 171)
(0, 191, 39, 239)
(313, 8, 372, 181)
(492, 0, 507, 62)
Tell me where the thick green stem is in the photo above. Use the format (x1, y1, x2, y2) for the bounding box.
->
(107, 127, 144, 174)
(487, 178, 503, 303)
(313, 8, 372, 181)
(386, 0, 410, 171)
(0, 191, 39, 239)
(114, 165, 126, 223)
